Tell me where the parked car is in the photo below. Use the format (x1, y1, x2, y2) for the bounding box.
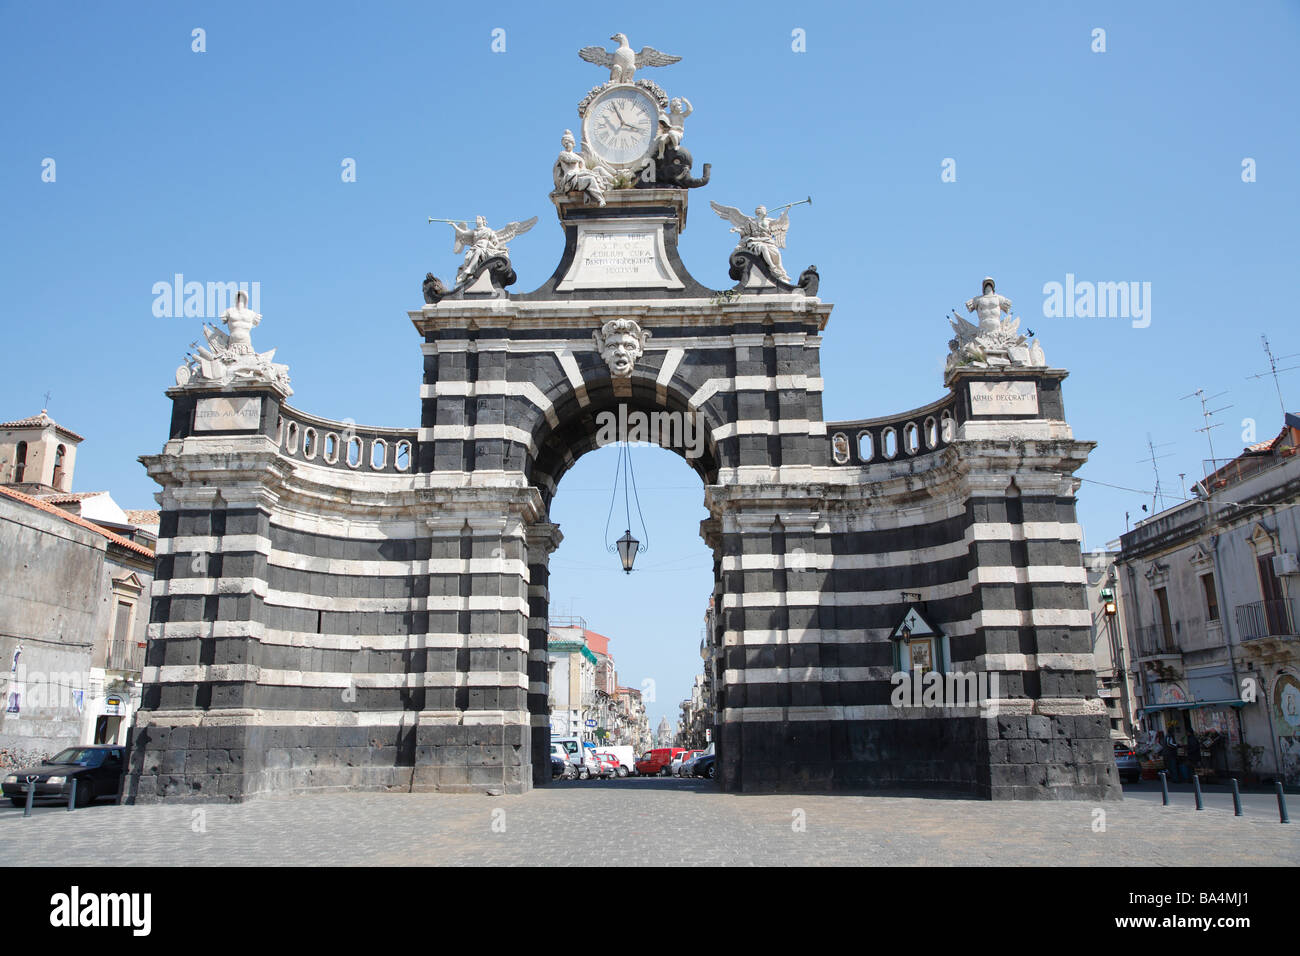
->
(673, 750, 703, 776)
(634, 747, 685, 776)
(2, 745, 125, 808)
(1113, 742, 1140, 784)
(692, 753, 716, 780)
(551, 754, 570, 779)
(594, 753, 619, 779)
(551, 736, 598, 779)
(598, 745, 637, 776)
(594, 751, 627, 777)
(682, 744, 714, 777)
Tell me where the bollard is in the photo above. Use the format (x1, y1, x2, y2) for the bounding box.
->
(23, 776, 36, 817)
(1231, 778, 1243, 817)
(1159, 771, 1169, 806)
(1193, 773, 1203, 810)
(1278, 781, 1290, 824)
(67, 779, 76, 812)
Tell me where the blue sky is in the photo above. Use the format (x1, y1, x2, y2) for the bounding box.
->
(3, 2, 1298, 730)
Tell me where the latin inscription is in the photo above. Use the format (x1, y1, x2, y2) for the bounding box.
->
(968, 380, 1038, 416)
(194, 396, 262, 431)
(557, 224, 684, 290)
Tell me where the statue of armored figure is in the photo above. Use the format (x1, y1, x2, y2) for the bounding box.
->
(946, 277, 1047, 375)
(176, 290, 291, 393)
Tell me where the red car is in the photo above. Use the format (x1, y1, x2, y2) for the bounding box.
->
(594, 751, 627, 778)
(635, 747, 686, 776)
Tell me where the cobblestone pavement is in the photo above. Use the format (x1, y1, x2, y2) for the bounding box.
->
(4, 778, 1296, 866)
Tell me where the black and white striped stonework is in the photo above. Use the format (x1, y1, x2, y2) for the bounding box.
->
(128, 191, 1118, 802)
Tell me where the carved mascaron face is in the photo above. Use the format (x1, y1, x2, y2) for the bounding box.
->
(594, 319, 650, 378)
(604, 333, 639, 376)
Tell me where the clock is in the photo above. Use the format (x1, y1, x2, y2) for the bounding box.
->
(582, 85, 659, 169)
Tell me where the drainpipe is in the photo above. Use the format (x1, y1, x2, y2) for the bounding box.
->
(1106, 591, 1134, 740)
(1210, 528, 1251, 774)
(1124, 562, 1149, 734)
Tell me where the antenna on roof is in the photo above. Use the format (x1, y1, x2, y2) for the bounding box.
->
(1180, 387, 1233, 492)
(1246, 334, 1300, 419)
(1137, 434, 1176, 512)
(42, 391, 51, 412)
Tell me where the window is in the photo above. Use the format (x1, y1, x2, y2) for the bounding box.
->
(1200, 573, 1219, 622)
(1154, 587, 1174, 647)
(53, 444, 66, 486)
(14, 441, 27, 482)
(1256, 554, 1287, 635)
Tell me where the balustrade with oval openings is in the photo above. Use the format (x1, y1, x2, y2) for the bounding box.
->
(881, 426, 898, 460)
(924, 416, 938, 449)
(903, 422, 920, 455)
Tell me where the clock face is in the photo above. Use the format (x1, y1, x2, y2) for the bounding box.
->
(584, 87, 657, 168)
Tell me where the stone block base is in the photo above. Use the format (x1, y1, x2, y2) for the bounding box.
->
(123, 711, 535, 802)
(716, 713, 1121, 800)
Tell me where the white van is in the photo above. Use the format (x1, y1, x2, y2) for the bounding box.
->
(595, 745, 637, 777)
(551, 736, 597, 779)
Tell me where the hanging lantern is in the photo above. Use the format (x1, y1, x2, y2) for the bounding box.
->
(616, 529, 640, 574)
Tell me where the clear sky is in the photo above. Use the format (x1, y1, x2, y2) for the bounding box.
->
(3, 2, 1297, 731)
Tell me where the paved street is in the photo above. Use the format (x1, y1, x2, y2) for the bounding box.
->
(4, 778, 1296, 866)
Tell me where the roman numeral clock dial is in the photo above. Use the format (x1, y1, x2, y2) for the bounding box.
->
(583, 87, 657, 168)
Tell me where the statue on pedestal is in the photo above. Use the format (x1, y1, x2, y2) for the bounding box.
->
(553, 129, 614, 206)
(175, 290, 291, 393)
(711, 202, 793, 283)
(444, 215, 538, 286)
(946, 277, 1047, 376)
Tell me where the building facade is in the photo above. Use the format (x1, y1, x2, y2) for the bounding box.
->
(0, 413, 154, 766)
(1117, 416, 1300, 784)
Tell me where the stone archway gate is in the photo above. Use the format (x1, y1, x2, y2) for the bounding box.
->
(129, 126, 1119, 806)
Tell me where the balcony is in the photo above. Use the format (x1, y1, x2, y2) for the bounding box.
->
(107, 639, 145, 673)
(1235, 599, 1297, 641)
(1132, 624, 1178, 659)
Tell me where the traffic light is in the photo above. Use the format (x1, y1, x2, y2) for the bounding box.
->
(1100, 587, 1117, 616)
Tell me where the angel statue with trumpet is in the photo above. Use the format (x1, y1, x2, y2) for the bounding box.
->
(430, 214, 539, 286)
(709, 199, 809, 283)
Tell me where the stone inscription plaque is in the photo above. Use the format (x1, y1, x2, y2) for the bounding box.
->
(968, 380, 1039, 416)
(557, 222, 684, 290)
(194, 395, 263, 431)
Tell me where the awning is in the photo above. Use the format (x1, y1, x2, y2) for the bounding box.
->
(1140, 699, 1247, 714)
